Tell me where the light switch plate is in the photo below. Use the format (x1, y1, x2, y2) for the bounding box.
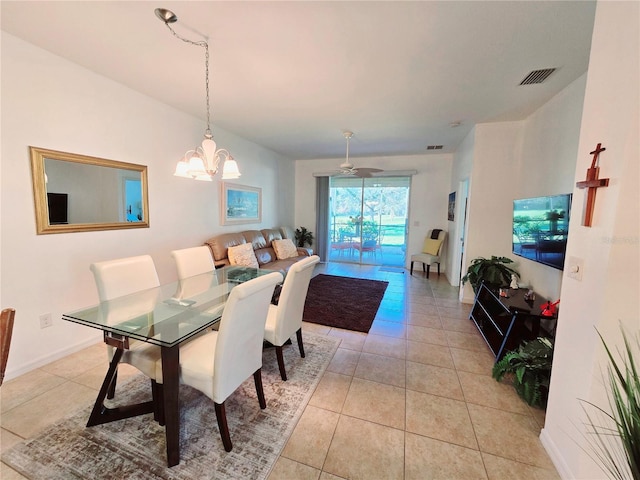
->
(566, 256, 584, 281)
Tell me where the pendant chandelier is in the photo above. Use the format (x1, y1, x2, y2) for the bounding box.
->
(155, 8, 241, 181)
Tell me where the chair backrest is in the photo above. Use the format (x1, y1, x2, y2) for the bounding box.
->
(1, 308, 16, 387)
(90, 255, 160, 301)
(272, 255, 320, 344)
(171, 246, 215, 280)
(213, 272, 283, 403)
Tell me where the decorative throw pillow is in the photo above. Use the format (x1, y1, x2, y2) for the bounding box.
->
(272, 238, 298, 260)
(422, 237, 443, 256)
(227, 243, 259, 268)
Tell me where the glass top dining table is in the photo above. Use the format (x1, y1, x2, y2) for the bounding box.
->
(61, 265, 279, 467)
(63, 266, 276, 346)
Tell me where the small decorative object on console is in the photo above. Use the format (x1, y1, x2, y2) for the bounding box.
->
(510, 274, 519, 289)
(523, 289, 536, 302)
(540, 299, 560, 317)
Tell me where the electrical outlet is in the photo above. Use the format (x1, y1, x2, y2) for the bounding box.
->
(39, 313, 53, 329)
(566, 256, 584, 281)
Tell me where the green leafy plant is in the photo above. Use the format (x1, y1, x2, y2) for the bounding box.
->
(492, 337, 554, 408)
(462, 256, 520, 293)
(294, 226, 314, 248)
(580, 328, 640, 480)
(361, 220, 379, 242)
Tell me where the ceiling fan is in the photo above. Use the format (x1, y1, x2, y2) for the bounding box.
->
(336, 131, 383, 178)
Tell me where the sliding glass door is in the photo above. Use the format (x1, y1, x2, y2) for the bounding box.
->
(328, 176, 410, 266)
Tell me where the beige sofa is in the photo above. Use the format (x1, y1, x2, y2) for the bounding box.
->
(204, 228, 311, 272)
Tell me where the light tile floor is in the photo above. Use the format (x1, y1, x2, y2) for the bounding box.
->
(0, 262, 560, 480)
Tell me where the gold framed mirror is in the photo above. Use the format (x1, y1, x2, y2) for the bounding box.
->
(30, 146, 150, 234)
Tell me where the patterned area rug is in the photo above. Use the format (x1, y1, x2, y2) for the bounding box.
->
(303, 274, 389, 333)
(2, 332, 339, 480)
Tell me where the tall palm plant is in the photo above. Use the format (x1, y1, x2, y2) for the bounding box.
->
(580, 328, 640, 480)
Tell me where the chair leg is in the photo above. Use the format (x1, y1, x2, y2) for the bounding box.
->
(296, 328, 305, 358)
(214, 401, 233, 452)
(253, 368, 267, 409)
(437, 262, 441, 276)
(276, 346, 287, 381)
(410, 261, 414, 275)
(107, 369, 118, 399)
(426, 264, 431, 279)
(422, 263, 426, 275)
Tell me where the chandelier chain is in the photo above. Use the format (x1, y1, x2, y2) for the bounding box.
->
(164, 23, 211, 136)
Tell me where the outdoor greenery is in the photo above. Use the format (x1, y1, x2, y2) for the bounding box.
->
(294, 227, 314, 248)
(580, 328, 640, 480)
(462, 256, 520, 293)
(330, 180, 409, 246)
(492, 337, 554, 408)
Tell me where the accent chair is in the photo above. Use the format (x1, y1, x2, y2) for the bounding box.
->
(410, 230, 446, 278)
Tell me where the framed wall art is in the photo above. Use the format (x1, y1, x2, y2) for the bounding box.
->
(221, 182, 262, 225)
(448, 191, 456, 221)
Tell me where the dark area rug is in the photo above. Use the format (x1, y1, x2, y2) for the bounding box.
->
(303, 274, 389, 333)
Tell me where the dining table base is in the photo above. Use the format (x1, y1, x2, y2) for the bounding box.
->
(86, 348, 155, 427)
(86, 343, 182, 467)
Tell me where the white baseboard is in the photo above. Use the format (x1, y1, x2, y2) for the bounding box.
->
(4, 334, 102, 381)
(540, 428, 573, 479)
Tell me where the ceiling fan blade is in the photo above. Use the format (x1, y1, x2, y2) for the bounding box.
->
(355, 167, 384, 177)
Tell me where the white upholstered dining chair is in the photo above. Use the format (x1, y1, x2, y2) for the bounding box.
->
(264, 255, 320, 381)
(169, 271, 282, 452)
(171, 246, 215, 280)
(171, 245, 225, 319)
(90, 255, 163, 401)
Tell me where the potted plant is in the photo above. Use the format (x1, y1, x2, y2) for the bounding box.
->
(462, 256, 520, 294)
(294, 226, 314, 248)
(492, 337, 554, 408)
(580, 328, 639, 480)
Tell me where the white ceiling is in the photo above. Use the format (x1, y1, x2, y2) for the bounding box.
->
(1, 1, 597, 160)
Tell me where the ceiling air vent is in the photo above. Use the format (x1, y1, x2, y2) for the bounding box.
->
(519, 68, 556, 85)
(427, 145, 443, 150)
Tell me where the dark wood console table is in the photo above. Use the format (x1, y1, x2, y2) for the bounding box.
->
(469, 283, 556, 361)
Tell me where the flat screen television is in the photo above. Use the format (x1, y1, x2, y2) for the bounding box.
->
(513, 193, 572, 270)
(47, 192, 68, 225)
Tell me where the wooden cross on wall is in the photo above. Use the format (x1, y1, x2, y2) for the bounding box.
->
(576, 143, 609, 227)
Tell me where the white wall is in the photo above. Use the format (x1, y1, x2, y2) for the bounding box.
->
(445, 126, 476, 286)
(541, 2, 639, 478)
(459, 121, 524, 302)
(0, 33, 295, 379)
(450, 74, 587, 303)
(294, 154, 452, 268)
(512, 74, 587, 301)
